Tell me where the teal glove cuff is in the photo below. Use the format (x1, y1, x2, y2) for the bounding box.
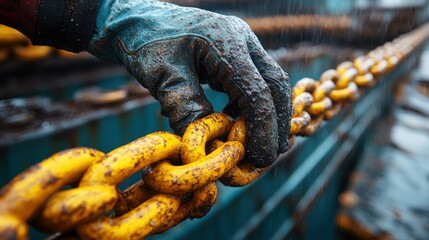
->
(95, 0, 113, 32)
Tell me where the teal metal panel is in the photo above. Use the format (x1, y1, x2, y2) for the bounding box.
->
(325, 0, 353, 14)
(288, 55, 335, 85)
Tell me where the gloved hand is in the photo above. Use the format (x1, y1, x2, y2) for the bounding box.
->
(88, 0, 292, 167)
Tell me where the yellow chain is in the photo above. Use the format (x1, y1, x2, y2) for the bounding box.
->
(1, 23, 429, 240)
(245, 15, 351, 36)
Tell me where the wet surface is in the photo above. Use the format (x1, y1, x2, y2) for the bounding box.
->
(0, 87, 151, 146)
(337, 47, 429, 239)
(0, 57, 125, 99)
(0, 97, 71, 129)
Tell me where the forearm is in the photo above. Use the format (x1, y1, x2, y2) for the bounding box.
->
(0, 0, 101, 52)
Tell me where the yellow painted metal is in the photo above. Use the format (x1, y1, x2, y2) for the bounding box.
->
(33, 185, 118, 232)
(290, 111, 311, 135)
(151, 184, 218, 234)
(387, 56, 399, 69)
(336, 68, 358, 89)
(354, 57, 375, 75)
(0, 148, 104, 238)
(114, 180, 157, 216)
(292, 77, 317, 99)
(308, 97, 333, 116)
(144, 113, 241, 232)
(336, 61, 353, 75)
(293, 92, 314, 117)
(324, 104, 343, 120)
(320, 69, 340, 83)
(312, 80, 335, 102)
(370, 59, 389, 76)
(81, 132, 182, 186)
(302, 115, 324, 136)
(354, 73, 375, 88)
(77, 194, 181, 240)
(219, 119, 267, 187)
(144, 142, 245, 194)
(180, 113, 234, 164)
(13, 45, 52, 61)
(0, 214, 27, 240)
(329, 82, 359, 102)
(0, 25, 28, 44)
(35, 132, 182, 233)
(220, 162, 267, 187)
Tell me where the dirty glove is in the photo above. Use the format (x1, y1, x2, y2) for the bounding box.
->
(88, 0, 292, 167)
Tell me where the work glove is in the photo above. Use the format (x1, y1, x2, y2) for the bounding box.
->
(88, 0, 292, 167)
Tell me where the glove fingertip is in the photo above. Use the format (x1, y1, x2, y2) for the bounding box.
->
(246, 150, 278, 168)
(278, 142, 289, 154)
(245, 132, 279, 168)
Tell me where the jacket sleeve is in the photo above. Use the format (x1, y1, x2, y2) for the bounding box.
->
(0, 0, 39, 38)
(0, 0, 101, 52)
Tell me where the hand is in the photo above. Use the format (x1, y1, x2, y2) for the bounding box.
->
(88, 0, 292, 167)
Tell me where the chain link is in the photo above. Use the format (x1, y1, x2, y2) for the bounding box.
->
(1, 23, 429, 239)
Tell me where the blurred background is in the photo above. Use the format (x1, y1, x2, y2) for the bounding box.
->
(1, 0, 429, 239)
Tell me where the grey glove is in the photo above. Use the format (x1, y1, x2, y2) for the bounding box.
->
(88, 0, 292, 167)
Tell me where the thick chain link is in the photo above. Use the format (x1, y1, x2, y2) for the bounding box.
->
(1, 23, 429, 240)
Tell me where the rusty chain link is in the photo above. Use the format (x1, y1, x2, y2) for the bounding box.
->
(244, 15, 351, 36)
(1, 23, 429, 240)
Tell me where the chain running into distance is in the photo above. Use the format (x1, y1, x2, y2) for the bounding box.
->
(1, 23, 429, 240)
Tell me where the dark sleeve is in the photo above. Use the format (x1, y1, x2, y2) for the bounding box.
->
(33, 0, 101, 52)
(0, 0, 101, 52)
(0, 0, 40, 37)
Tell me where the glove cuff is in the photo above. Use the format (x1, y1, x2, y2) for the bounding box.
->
(33, 0, 101, 52)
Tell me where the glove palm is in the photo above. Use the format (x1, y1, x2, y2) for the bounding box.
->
(88, 0, 292, 167)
